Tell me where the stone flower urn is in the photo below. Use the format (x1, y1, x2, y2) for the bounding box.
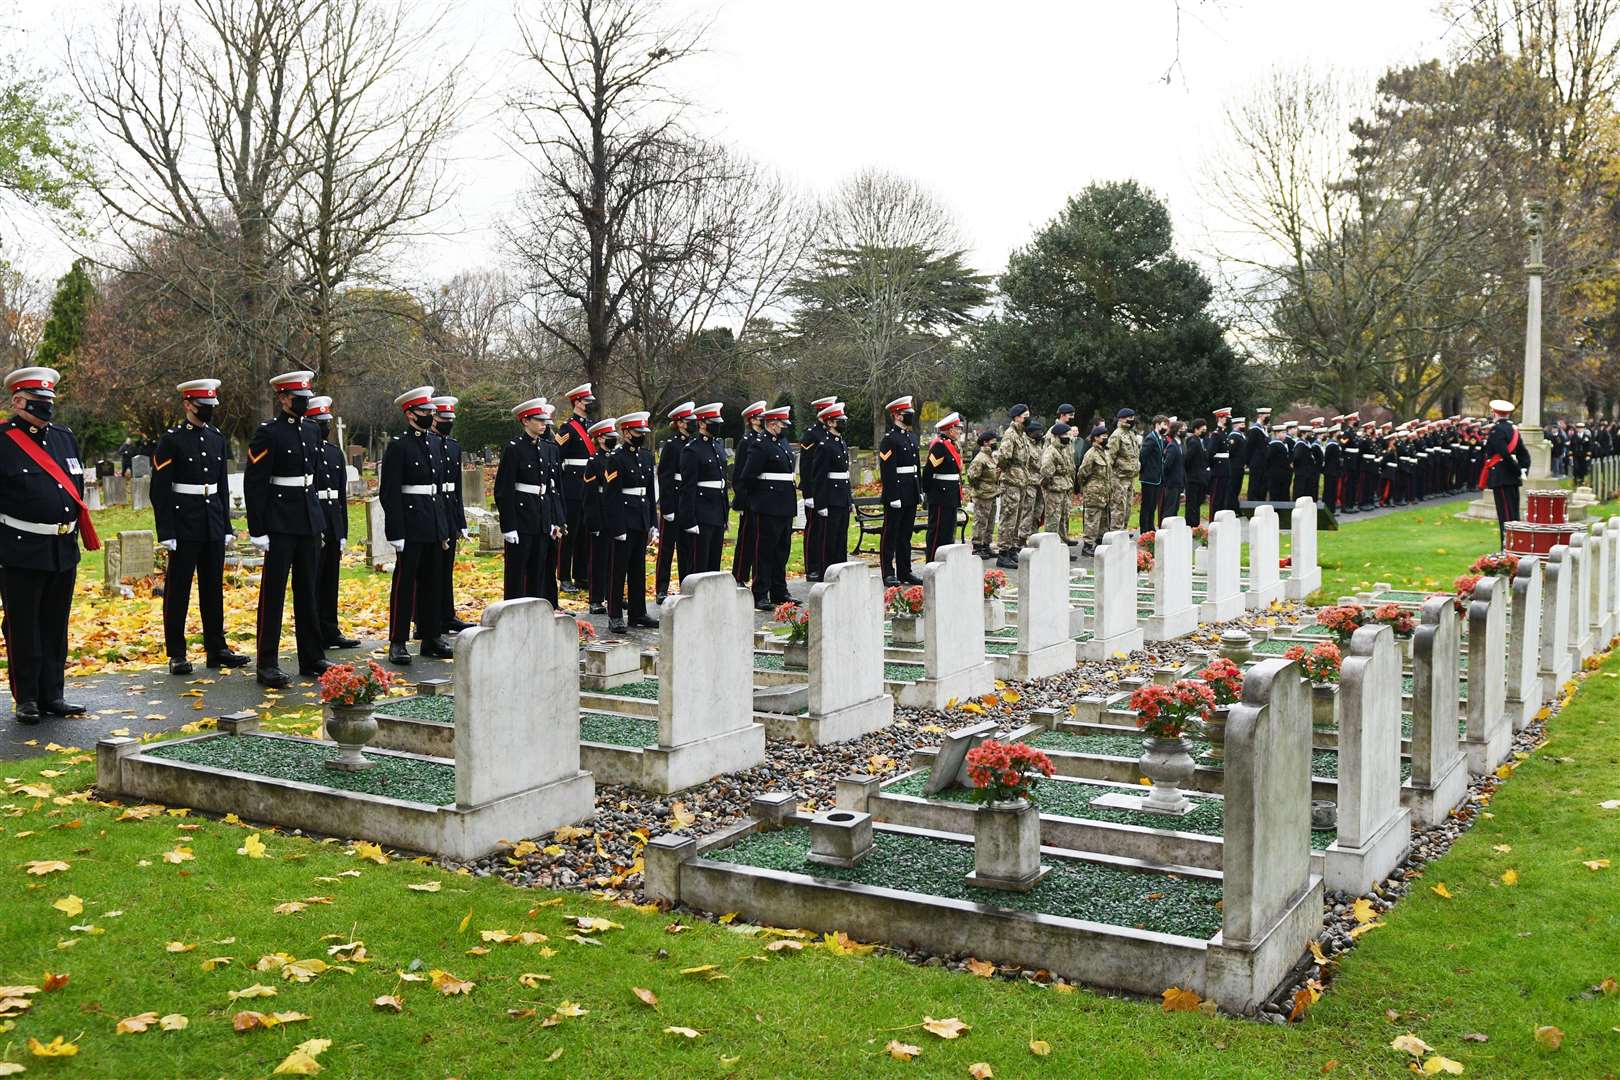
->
(1310, 683, 1338, 733)
(1138, 737, 1196, 815)
(983, 597, 1007, 632)
(965, 798, 1049, 892)
(323, 704, 379, 772)
(1203, 705, 1232, 763)
(782, 640, 810, 671)
(891, 614, 924, 645)
(1311, 800, 1338, 830)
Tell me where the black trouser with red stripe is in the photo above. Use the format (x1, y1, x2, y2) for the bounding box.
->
(654, 516, 680, 597)
(589, 531, 612, 605)
(880, 501, 917, 581)
(164, 539, 227, 660)
(1492, 485, 1519, 550)
(924, 500, 957, 561)
(504, 532, 557, 605)
(439, 538, 460, 630)
(689, 523, 724, 574)
(610, 531, 649, 621)
(388, 540, 441, 645)
(817, 506, 850, 574)
(561, 497, 586, 586)
(258, 533, 324, 670)
(750, 513, 790, 603)
(2, 565, 74, 707)
(803, 502, 824, 579)
(732, 510, 756, 583)
(318, 531, 344, 644)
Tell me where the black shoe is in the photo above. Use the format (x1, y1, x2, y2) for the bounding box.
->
(630, 615, 659, 628)
(608, 618, 628, 633)
(421, 638, 455, 660)
(995, 554, 1018, 570)
(41, 700, 86, 717)
(15, 700, 40, 725)
(754, 600, 774, 612)
(560, 581, 580, 594)
(901, 575, 923, 586)
(444, 618, 475, 633)
(589, 603, 607, 615)
(805, 573, 821, 584)
(257, 668, 292, 689)
(298, 659, 335, 677)
(388, 644, 412, 666)
(324, 636, 361, 650)
(1081, 544, 1096, 558)
(654, 594, 668, 604)
(169, 658, 194, 676)
(883, 576, 900, 587)
(207, 650, 250, 669)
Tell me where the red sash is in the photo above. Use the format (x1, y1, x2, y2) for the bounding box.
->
(933, 437, 963, 473)
(5, 427, 100, 550)
(1477, 427, 1520, 490)
(570, 418, 596, 456)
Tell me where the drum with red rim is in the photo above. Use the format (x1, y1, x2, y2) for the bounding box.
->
(1504, 522, 1540, 556)
(1526, 489, 1569, 525)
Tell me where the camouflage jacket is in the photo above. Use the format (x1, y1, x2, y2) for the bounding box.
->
(965, 447, 1001, 499)
(1078, 444, 1113, 503)
(995, 424, 1037, 486)
(1105, 425, 1141, 482)
(1040, 440, 1077, 491)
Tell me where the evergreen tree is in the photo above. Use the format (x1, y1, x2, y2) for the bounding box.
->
(34, 258, 94, 373)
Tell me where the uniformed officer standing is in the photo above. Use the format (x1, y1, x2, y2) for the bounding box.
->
(731, 401, 766, 585)
(921, 412, 965, 559)
(152, 378, 248, 675)
(679, 403, 729, 574)
(0, 367, 94, 722)
(1105, 408, 1141, 533)
(1183, 418, 1210, 526)
(965, 429, 1000, 557)
(878, 396, 922, 586)
(654, 401, 693, 602)
(1207, 409, 1231, 513)
(602, 411, 659, 632)
(1480, 399, 1533, 549)
(303, 395, 359, 651)
(799, 395, 837, 582)
(1321, 421, 1345, 512)
(245, 370, 330, 687)
(431, 396, 473, 633)
(737, 405, 796, 609)
(1293, 423, 1324, 502)
(556, 384, 596, 593)
(496, 398, 565, 602)
(807, 402, 853, 570)
(582, 417, 618, 612)
(1265, 422, 1292, 501)
(1245, 407, 1272, 502)
(380, 386, 452, 666)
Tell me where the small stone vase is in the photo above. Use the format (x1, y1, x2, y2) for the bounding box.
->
(966, 798, 1048, 892)
(782, 640, 810, 671)
(323, 704, 379, 772)
(983, 597, 1006, 632)
(891, 614, 924, 645)
(1310, 682, 1338, 732)
(1204, 704, 1232, 763)
(1138, 737, 1196, 815)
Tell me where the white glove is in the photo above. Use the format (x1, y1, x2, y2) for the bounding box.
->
(503, 530, 519, 544)
(549, 525, 563, 539)
(803, 498, 814, 509)
(889, 500, 901, 508)
(223, 534, 233, 543)
(460, 528, 470, 540)
(161, 538, 178, 551)
(662, 513, 674, 522)
(615, 533, 627, 541)
(818, 508, 828, 517)
(251, 535, 270, 552)
(686, 526, 699, 534)
(390, 539, 405, 552)
(648, 527, 659, 543)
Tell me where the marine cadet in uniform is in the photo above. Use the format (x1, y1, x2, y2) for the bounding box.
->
(1207, 408, 1232, 514)
(807, 401, 853, 571)
(1038, 421, 1076, 544)
(244, 370, 331, 688)
(601, 410, 659, 632)
(432, 396, 474, 633)
(556, 383, 596, 593)
(921, 412, 965, 559)
(1077, 424, 1113, 557)
(678, 402, 729, 574)
(1105, 408, 1141, 535)
(799, 395, 837, 582)
(993, 404, 1036, 569)
(1244, 407, 1272, 502)
(303, 395, 359, 652)
(1293, 422, 1324, 502)
(496, 397, 565, 603)
(380, 386, 452, 666)
(582, 417, 618, 612)
(737, 404, 797, 609)
(877, 395, 922, 586)
(1480, 399, 1532, 549)
(654, 401, 693, 602)
(731, 401, 766, 586)
(153, 378, 248, 676)
(0, 367, 94, 723)
(965, 429, 1000, 557)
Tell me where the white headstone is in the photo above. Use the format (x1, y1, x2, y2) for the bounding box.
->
(1244, 504, 1283, 610)
(1609, 516, 1620, 629)
(1200, 510, 1244, 622)
(1284, 497, 1321, 600)
(1505, 557, 1543, 733)
(365, 496, 396, 570)
(1079, 531, 1145, 660)
(658, 572, 761, 756)
(1408, 596, 1468, 828)
(806, 561, 894, 742)
(899, 544, 995, 709)
(1589, 520, 1612, 642)
(131, 475, 151, 511)
(453, 598, 594, 823)
(1006, 533, 1078, 678)
(1324, 624, 1410, 893)
(1567, 531, 1592, 666)
(1539, 544, 1573, 700)
(1463, 576, 1509, 775)
(1143, 516, 1197, 641)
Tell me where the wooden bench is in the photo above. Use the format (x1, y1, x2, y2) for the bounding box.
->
(851, 496, 969, 554)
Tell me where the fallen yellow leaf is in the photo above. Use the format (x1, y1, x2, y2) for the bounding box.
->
(922, 1016, 970, 1039)
(26, 1036, 77, 1058)
(1351, 898, 1377, 924)
(663, 1026, 701, 1039)
(51, 895, 83, 917)
(158, 1013, 187, 1031)
(1029, 1039, 1052, 1056)
(1500, 869, 1519, 886)
(237, 834, 267, 859)
(272, 1037, 332, 1075)
(406, 881, 440, 893)
(965, 958, 995, 978)
(1582, 859, 1610, 870)
(1161, 986, 1202, 1012)
(1430, 882, 1454, 899)
(1534, 1025, 1564, 1050)
(886, 1040, 922, 1061)
(372, 995, 403, 1012)
(352, 841, 387, 865)
(1422, 1055, 1465, 1074)
(1391, 1034, 1432, 1057)
(23, 860, 70, 876)
(968, 1064, 994, 1079)
(116, 1011, 160, 1034)
(633, 987, 658, 1007)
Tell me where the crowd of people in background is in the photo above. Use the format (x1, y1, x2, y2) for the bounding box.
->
(1547, 418, 1620, 482)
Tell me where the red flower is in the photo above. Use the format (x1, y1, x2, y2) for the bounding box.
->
(576, 618, 597, 642)
(982, 569, 1008, 599)
(965, 739, 1055, 804)
(1136, 548, 1155, 573)
(1292, 641, 1342, 683)
(1128, 679, 1213, 739)
(885, 585, 925, 617)
(1315, 604, 1365, 640)
(318, 661, 397, 707)
(1198, 657, 1244, 706)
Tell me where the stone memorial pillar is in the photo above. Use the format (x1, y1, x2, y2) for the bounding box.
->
(1505, 557, 1543, 733)
(898, 544, 995, 709)
(1200, 510, 1244, 623)
(1078, 531, 1146, 660)
(1463, 576, 1510, 775)
(804, 561, 894, 743)
(1539, 544, 1573, 700)
(1407, 596, 1469, 827)
(1324, 624, 1410, 893)
(1284, 497, 1321, 600)
(1004, 533, 1078, 679)
(1244, 504, 1283, 610)
(1143, 516, 1197, 642)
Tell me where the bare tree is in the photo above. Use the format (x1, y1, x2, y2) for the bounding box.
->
(504, 0, 709, 390)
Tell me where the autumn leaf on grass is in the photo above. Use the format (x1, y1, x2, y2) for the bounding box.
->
(372, 995, 403, 1012)
(406, 881, 440, 893)
(116, 1011, 160, 1034)
(163, 847, 194, 864)
(1431, 882, 1454, 899)
(1029, 1039, 1052, 1056)
(165, 941, 197, 953)
(27, 1036, 77, 1057)
(272, 1037, 332, 1076)
(1351, 898, 1378, 924)
(228, 983, 278, 1001)
(552, 1001, 587, 1018)
(237, 834, 267, 859)
(663, 1026, 701, 1039)
(517, 973, 551, 988)
(273, 902, 307, 916)
(1582, 859, 1611, 870)
(821, 931, 875, 956)
(51, 895, 83, 917)
(1500, 869, 1519, 886)
(23, 860, 70, 876)
(0, 1064, 23, 1077)
(41, 972, 68, 992)
(1421, 1056, 1465, 1075)
(567, 915, 623, 934)
(158, 1014, 187, 1031)
(968, 1064, 994, 1079)
(885, 1040, 922, 1062)
(1534, 1025, 1564, 1050)
(763, 940, 803, 953)
(921, 1016, 970, 1040)
(1161, 987, 1202, 1012)
(1390, 1034, 1432, 1057)
(351, 841, 387, 865)
(632, 987, 658, 1007)
(965, 958, 995, 978)
(428, 970, 474, 996)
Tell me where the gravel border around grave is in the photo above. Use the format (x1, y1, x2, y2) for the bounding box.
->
(146, 734, 457, 806)
(580, 712, 659, 749)
(376, 695, 454, 725)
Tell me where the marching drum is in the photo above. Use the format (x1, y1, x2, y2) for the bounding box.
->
(1526, 489, 1569, 525)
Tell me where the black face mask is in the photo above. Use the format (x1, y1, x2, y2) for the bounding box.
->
(434, 419, 454, 436)
(901, 410, 916, 426)
(834, 419, 848, 434)
(23, 399, 54, 423)
(191, 403, 216, 425)
(410, 409, 435, 431)
(600, 436, 618, 451)
(315, 419, 332, 438)
(286, 395, 309, 417)
(628, 433, 645, 447)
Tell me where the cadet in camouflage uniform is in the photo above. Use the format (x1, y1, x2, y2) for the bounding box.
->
(993, 404, 1037, 569)
(965, 429, 1000, 556)
(1077, 424, 1113, 556)
(1105, 407, 1142, 536)
(1039, 422, 1077, 544)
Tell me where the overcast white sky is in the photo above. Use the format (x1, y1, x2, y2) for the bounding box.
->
(13, 0, 1462, 285)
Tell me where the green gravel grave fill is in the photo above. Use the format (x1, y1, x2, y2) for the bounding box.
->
(579, 712, 659, 748)
(146, 735, 457, 806)
(597, 678, 661, 701)
(375, 695, 454, 725)
(706, 825, 1224, 939)
(753, 652, 787, 672)
(1374, 590, 1433, 602)
(1030, 730, 1212, 759)
(984, 641, 1016, 656)
(885, 662, 924, 682)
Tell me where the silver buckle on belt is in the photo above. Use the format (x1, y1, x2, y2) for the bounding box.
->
(57, 522, 72, 535)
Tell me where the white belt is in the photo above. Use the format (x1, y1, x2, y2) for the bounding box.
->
(758, 472, 793, 481)
(697, 479, 725, 489)
(401, 484, 436, 495)
(895, 466, 917, 474)
(171, 482, 218, 496)
(563, 461, 586, 468)
(0, 513, 74, 536)
(1213, 453, 1229, 459)
(318, 489, 340, 500)
(931, 472, 960, 481)
(827, 471, 850, 479)
(515, 482, 545, 495)
(622, 486, 647, 496)
(440, 482, 456, 492)
(1346, 450, 1361, 455)
(271, 474, 314, 487)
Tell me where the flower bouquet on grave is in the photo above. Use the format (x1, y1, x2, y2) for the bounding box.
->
(964, 739, 1054, 806)
(1368, 602, 1416, 637)
(1285, 641, 1342, 684)
(1452, 573, 1482, 615)
(885, 584, 925, 617)
(982, 569, 1009, 631)
(576, 618, 597, 644)
(317, 660, 397, 772)
(772, 601, 810, 645)
(1314, 603, 1365, 642)
(1470, 552, 1519, 578)
(982, 569, 1008, 599)
(1191, 524, 1209, 546)
(1197, 657, 1244, 762)
(1127, 680, 1213, 812)
(1136, 547, 1155, 573)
